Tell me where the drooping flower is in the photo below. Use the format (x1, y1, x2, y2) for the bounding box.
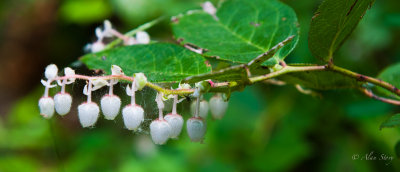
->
(209, 94, 228, 120)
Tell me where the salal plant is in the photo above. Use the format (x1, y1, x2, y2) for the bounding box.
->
(39, 0, 400, 145)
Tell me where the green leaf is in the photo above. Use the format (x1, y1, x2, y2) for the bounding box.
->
(395, 140, 400, 158)
(80, 43, 211, 83)
(278, 64, 362, 90)
(308, 0, 375, 62)
(380, 113, 400, 130)
(172, 0, 299, 66)
(376, 62, 400, 100)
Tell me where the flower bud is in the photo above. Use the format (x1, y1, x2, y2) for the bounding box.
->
(209, 95, 228, 120)
(95, 27, 104, 40)
(178, 83, 191, 90)
(39, 97, 55, 119)
(54, 93, 72, 116)
(64, 67, 76, 83)
(164, 113, 184, 139)
(134, 73, 147, 90)
(190, 100, 209, 118)
(194, 81, 211, 95)
(45, 64, 58, 80)
(136, 31, 150, 44)
(122, 104, 144, 130)
(103, 20, 114, 38)
(111, 65, 124, 75)
(101, 94, 121, 120)
(150, 119, 172, 145)
(187, 117, 207, 142)
(78, 102, 100, 128)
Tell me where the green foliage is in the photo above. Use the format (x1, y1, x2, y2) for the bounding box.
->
(377, 62, 400, 100)
(4, 0, 400, 171)
(172, 0, 299, 66)
(80, 43, 211, 83)
(380, 113, 400, 130)
(59, 0, 112, 24)
(396, 140, 400, 158)
(308, 0, 375, 62)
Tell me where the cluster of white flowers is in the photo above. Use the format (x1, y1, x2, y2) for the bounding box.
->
(39, 64, 229, 145)
(86, 20, 151, 53)
(39, 64, 75, 118)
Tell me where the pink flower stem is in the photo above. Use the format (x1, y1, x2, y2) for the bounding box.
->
(109, 80, 114, 95)
(61, 80, 66, 94)
(195, 90, 200, 118)
(172, 95, 178, 115)
(87, 80, 92, 103)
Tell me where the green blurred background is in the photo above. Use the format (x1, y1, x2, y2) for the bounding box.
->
(0, 0, 400, 171)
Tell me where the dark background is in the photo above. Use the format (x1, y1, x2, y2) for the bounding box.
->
(0, 0, 399, 171)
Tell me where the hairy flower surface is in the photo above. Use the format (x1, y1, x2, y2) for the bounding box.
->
(78, 102, 100, 128)
(150, 119, 172, 145)
(54, 93, 72, 116)
(164, 113, 184, 139)
(187, 117, 206, 142)
(101, 95, 121, 120)
(122, 104, 144, 130)
(39, 97, 55, 119)
(45, 64, 58, 80)
(209, 95, 228, 120)
(191, 100, 209, 119)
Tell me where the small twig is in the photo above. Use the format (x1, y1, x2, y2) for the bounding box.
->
(361, 88, 400, 106)
(249, 65, 326, 83)
(328, 65, 400, 97)
(51, 63, 400, 107)
(263, 79, 286, 86)
(295, 84, 322, 98)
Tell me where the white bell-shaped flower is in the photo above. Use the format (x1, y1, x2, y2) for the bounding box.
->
(101, 94, 121, 120)
(150, 119, 172, 145)
(164, 113, 184, 139)
(209, 95, 228, 120)
(122, 104, 144, 130)
(187, 117, 207, 142)
(39, 97, 55, 119)
(78, 102, 100, 128)
(191, 100, 209, 118)
(54, 93, 72, 116)
(90, 41, 105, 53)
(45, 64, 58, 80)
(136, 31, 150, 44)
